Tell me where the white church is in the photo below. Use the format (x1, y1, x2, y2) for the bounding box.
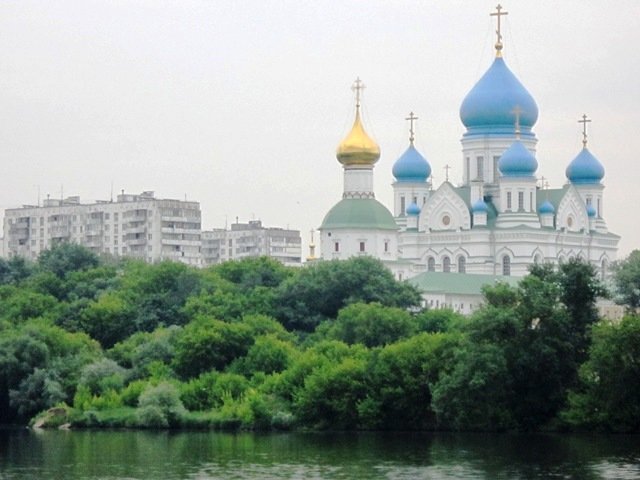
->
(318, 6, 620, 310)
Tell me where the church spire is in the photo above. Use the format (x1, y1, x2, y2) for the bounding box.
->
(406, 111, 418, 145)
(336, 77, 380, 166)
(490, 4, 509, 57)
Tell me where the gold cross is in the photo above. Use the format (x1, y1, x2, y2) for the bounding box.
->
(578, 114, 591, 147)
(352, 77, 365, 108)
(444, 164, 451, 182)
(512, 105, 522, 137)
(490, 4, 508, 56)
(405, 111, 418, 144)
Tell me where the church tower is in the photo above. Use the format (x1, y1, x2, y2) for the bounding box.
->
(392, 112, 431, 225)
(319, 78, 398, 261)
(458, 5, 538, 199)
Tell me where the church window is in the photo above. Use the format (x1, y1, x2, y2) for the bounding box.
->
(465, 157, 470, 182)
(530, 192, 533, 211)
(567, 216, 574, 228)
(518, 192, 524, 211)
(413, 196, 417, 204)
(502, 255, 511, 276)
(476, 156, 484, 180)
(493, 156, 500, 182)
(534, 254, 542, 264)
(597, 198, 601, 217)
(507, 192, 512, 210)
(427, 257, 435, 271)
(359, 241, 365, 252)
(442, 215, 451, 227)
(586, 197, 592, 206)
(458, 256, 466, 273)
(384, 241, 389, 253)
(601, 260, 607, 280)
(334, 242, 340, 252)
(400, 196, 406, 215)
(443, 256, 451, 273)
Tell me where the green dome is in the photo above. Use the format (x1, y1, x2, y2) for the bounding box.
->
(320, 198, 398, 231)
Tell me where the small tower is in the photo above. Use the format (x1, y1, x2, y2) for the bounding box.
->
(392, 112, 431, 220)
(495, 108, 541, 228)
(565, 114, 608, 233)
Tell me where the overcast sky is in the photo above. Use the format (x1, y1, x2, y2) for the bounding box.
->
(1, 0, 639, 258)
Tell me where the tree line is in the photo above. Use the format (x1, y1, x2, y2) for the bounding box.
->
(0, 243, 638, 432)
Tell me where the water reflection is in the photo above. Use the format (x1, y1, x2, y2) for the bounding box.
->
(0, 429, 638, 479)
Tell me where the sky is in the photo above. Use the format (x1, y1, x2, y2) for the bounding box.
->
(1, 0, 639, 258)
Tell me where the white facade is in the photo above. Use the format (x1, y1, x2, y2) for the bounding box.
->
(202, 220, 302, 267)
(3, 191, 202, 266)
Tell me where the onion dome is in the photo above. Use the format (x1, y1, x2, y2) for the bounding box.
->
(498, 140, 538, 176)
(539, 200, 555, 215)
(336, 109, 380, 166)
(472, 199, 489, 213)
(393, 144, 431, 182)
(460, 57, 538, 134)
(586, 204, 597, 218)
(566, 147, 604, 184)
(406, 201, 421, 216)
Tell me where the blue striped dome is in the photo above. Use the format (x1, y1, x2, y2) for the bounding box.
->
(498, 140, 538, 177)
(472, 199, 488, 213)
(566, 148, 604, 184)
(406, 202, 421, 216)
(392, 144, 431, 182)
(460, 57, 538, 134)
(539, 200, 555, 215)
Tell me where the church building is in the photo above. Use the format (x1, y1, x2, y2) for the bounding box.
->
(319, 5, 619, 287)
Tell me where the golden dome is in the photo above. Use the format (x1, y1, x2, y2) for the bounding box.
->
(336, 108, 381, 166)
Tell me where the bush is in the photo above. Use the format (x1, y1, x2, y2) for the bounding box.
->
(137, 382, 186, 427)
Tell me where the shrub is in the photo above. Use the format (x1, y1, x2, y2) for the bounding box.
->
(137, 382, 186, 427)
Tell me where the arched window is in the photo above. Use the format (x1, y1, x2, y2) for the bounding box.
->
(601, 260, 607, 280)
(458, 256, 466, 273)
(427, 257, 435, 272)
(502, 255, 511, 276)
(534, 254, 542, 264)
(443, 256, 451, 273)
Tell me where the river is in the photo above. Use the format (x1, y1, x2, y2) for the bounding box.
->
(0, 429, 639, 479)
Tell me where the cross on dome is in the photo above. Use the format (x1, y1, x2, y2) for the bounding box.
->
(490, 4, 509, 57)
(444, 164, 451, 182)
(579, 114, 592, 147)
(352, 77, 365, 109)
(406, 111, 418, 144)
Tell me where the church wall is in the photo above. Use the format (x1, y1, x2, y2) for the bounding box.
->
(320, 228, 397, 262)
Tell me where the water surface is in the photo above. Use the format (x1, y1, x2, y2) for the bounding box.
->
(1, 429, 638, 479)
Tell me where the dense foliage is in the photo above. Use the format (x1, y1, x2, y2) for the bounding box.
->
(0, 245, 637, 433)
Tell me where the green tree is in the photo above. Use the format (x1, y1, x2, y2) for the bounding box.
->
(173, 317, 253, 378)
(275, 257, 421, 331)
(38, 243, 100, 279)
(562, 315, 640, 432)
(612, 250, 640, 311)
(326, 302, 416, 347)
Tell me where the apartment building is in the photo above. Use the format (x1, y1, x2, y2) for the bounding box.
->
(202, 220, 301, 267)
(3, 191, 202, 266)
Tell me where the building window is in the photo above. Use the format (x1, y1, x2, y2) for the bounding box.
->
(465, 157, 470, 182)
(443, 256, 451, 273)
(530, 192, 533, 211)
(502, 255, 511, 276)
(384, 241, 389, 253)
(427, 257, 435, 272)
(518, 191, 524, 211)
(400, 196, 406, 215)
(359, 241, 365, 252)
(507, 191, 512, 210)
(334, 242, 340, 252)
(601, 260, 607, 280)
(493, 155, 500, 182)
(458, 256, 466, 273)
(597, 198, 601, 217)
(476, 156, 484, 180)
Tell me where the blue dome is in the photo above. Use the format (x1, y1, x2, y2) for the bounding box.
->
(539, 200, 555, 215)
(392, 144, 431, 182)
(566, 147, 605, 184)
(586, 204, 597, 217)
(460, 57, 538, 134)
(406, 202, 421, 216)
(472, 199, 488, 213)
(498, 140, 538, 176)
